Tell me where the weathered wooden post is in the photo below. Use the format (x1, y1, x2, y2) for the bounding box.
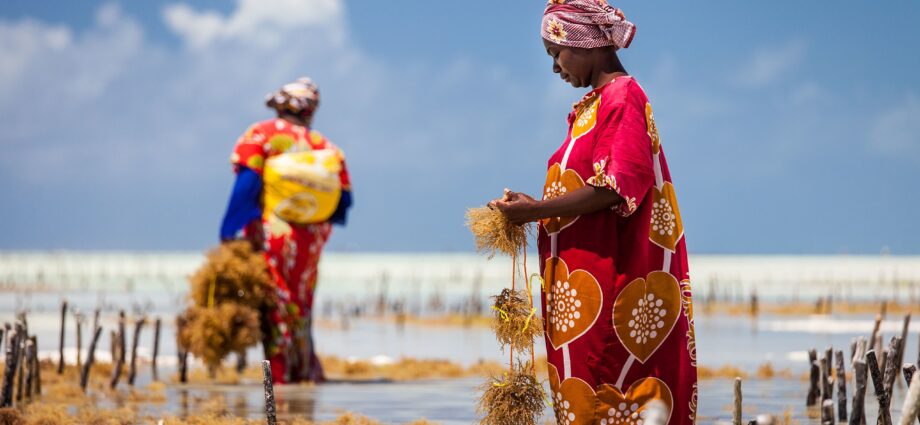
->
(899, 373, 920, 425)
(58, 300, 67, 374)
(851, 355, 868, 425)
(824, 347, 834, 400)
(23, 338, 34, 401)
(820, 355, 832, 404)
(262, 360, 277, 425)
(110, 311, 126, 389)
(885, 338, 903, 399)
(836, 350, 848, 422)
(127, 317, 145, 385)
(1, 329, 20, 407)
(897, 315, 912, 386)
(29, 336, 39, 396)
(176, 316, 189, 384)
(80, 326, 103, 392)
(809, 349, 821, 407)
(151, 317, 161, 381)
(868, 350, 893, 425)
(75, 312, 83, 370)
(14, 323, 26, 403)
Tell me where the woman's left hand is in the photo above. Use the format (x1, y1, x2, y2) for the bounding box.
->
(490, 190, 540, 226)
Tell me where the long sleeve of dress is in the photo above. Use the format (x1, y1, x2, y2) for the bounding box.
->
(220, 167, 263, 240)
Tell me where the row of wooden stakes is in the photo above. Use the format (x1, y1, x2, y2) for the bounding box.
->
(0, 316, 40, 408)
(805, 313, 919, 425)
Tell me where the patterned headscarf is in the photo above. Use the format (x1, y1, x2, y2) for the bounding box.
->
(265, 77, 320, 119)
(542, 0, 636, 50)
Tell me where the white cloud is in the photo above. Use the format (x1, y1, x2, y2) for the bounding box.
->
(163, 0, 344, 49)
(870, 95, 920, 162)
(735, 40, 807, 87)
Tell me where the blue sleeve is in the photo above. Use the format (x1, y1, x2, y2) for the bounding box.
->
(220, 167, 263, 240)
(329, 190, 353, 226)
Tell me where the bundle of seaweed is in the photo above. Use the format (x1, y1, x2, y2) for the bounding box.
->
(477, 362, 545, 425)
(177, 304, 261, 372)
(188, 241, 275, 310)
(490, 288, 542, 352)
(465, 207, 529, 259)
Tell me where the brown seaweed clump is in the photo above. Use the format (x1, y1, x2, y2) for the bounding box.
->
(477, 362, 545, 425)
(0, 408, 24, 425)
(491, 288, 542, 352)
(177, 304, 261, 371)
(189, 240, 275, 310)
(466, 206, 529, 259)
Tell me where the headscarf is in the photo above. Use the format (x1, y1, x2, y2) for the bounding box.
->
(265, 77, 320, 120)
(541, 0, 636, 50)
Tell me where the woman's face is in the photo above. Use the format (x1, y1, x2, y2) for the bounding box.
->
(543, 38, 593, 88)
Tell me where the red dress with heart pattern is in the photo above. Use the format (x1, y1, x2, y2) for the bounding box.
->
(538, 76, 697, 424)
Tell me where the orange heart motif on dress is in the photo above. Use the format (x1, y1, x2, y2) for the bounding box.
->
(645, 102, 661, 155)
(548, 363, 597, 425)
(596, 378, 673, 425)
(542, 163, 586, 234)
(649, 182, 684, 252)
(571, 94, 601, 141)
(544, 257, 603, 349)
(613, 271, 681, 364)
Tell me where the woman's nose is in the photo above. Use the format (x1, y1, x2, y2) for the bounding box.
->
(552, 62, 561, 74)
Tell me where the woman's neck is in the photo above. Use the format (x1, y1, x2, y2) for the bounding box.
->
(591, 51, 628, 89)
(279, 113, 311, 128)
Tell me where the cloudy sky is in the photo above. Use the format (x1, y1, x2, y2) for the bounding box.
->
(1, 0, 918, 254)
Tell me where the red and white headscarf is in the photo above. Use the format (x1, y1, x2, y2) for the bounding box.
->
(542, 0, 636, 50)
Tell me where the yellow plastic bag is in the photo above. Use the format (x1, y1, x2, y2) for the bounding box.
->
(262, 149, 342, 224)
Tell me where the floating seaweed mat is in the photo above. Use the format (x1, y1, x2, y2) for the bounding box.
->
(477, 362, 545, 425)
(491, 288, 543, 352)
(177, 304, 261, 371)
(189, 241, 275, 310)
(465, 207, 529, 259)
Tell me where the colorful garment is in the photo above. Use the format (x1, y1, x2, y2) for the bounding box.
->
(542, 0, 636, 50)
(538, 76, 697, 424)
(226, 117, 352, 383)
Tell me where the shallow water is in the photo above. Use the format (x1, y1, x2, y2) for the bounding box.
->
(3, 252, 920, 422)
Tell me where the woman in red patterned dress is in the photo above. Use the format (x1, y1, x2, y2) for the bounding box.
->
(493, 1, 697, 423)
(221, 77, 352, 383)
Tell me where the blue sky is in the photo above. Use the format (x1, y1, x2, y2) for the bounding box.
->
(1, 1, 918, 254)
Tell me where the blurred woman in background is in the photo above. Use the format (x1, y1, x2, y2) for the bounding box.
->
(220, 77, 352, 383)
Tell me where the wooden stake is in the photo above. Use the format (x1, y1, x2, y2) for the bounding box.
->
(836, 350, 848, 422)
(885, 337, 903, 399)
(824, 347, 833, 401)
(23, 339, 34, 402)
(152, 317, 161, 381)
(820, 356, 831, 403)
(29, 336, 39, 397)
(75, 312, 83, 370)
(905, 364, 918, 388)
(868, 350, 893, 425)
(80, 326, 103, 392)
(262, 360, 277, 425)
(808, 349, 821, 407)
(14, 323, 25, 404)
(851, 358, 868, 425)
(0, 329, 19, 407)
(57, 300, 67, 374)
(176, 316, 188, 384)
(897, 315, 912, 386)
(110, 311, 126, 389)
(127, 317, 145, 386)
(899, 373, 920, 425)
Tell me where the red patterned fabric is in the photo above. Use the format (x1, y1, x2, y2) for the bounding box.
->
(538, 76, 697, 424)
(542, 0, 636, 50)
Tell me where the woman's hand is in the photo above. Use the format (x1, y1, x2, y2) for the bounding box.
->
(490, 190, 540, 226)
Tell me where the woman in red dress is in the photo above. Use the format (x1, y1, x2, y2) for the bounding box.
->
(493, 1, 697, 423)
(221, 77, 352, 383)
